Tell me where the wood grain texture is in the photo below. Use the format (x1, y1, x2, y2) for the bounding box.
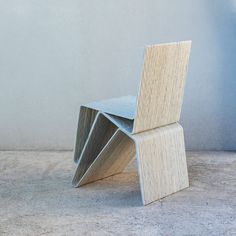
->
(79, 130, 135, 186)
(73, 41, 191, 205)
(134, 123, 189, 205)
(133, 41, 192, 134)
(72, 114, 117, 186)
(74, 107, 98, 162)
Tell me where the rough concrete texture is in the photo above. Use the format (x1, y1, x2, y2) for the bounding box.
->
(0, 151, 235, 236)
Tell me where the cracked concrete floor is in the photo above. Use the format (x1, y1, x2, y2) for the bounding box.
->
(0, 151, 235, 236)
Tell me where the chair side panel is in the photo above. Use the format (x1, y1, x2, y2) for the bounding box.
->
(73, 107, 98, 162)
(134, 123, 189, 205)
(73, 114, 118, 186)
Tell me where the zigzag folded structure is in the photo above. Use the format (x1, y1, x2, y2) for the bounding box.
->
(73, 41, 192, 205)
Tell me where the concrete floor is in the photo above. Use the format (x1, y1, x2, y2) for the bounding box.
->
(0, 151, 235, 236)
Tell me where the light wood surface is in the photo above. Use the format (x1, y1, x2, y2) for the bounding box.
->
(134, 123, 189, 205)
(79, 130, 135, 186)
(73, 41, 191, 205)
(73, 107, 98, 162)
(133, 41, 191, 133)
(73, 114, 117, 185)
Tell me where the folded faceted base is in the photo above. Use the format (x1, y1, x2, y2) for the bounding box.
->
(73, 99, 189, 205)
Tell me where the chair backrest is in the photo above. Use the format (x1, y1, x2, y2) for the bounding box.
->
(133, 41, 192, 134)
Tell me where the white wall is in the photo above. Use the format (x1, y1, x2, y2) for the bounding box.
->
(0, 0, 235, 150)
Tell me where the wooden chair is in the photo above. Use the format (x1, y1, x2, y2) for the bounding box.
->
(73, 41, 192, 205)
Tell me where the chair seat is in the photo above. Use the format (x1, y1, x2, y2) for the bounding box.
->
(84, 95, 136, 120)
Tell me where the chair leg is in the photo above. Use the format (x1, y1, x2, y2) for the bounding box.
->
(74, 107, 98, 162)
(72, 114, 118, 186)
(78, 130, 135, 186)
(134, 123, 189, 205)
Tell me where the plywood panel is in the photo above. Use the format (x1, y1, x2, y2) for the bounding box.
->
(74, 107, 98, 162)
(104, 114, 134, 134)
(133, 41, 191, 134)
(134, 123, 189, 205)
(73, 114, 117, 186)
(79, 130, 135, 186)
(86, 96, 136, 120)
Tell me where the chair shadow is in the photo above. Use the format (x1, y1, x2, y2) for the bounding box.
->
(80, 170, 143, 208)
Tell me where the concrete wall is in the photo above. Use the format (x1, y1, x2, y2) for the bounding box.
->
(0, 0, 235, 150)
